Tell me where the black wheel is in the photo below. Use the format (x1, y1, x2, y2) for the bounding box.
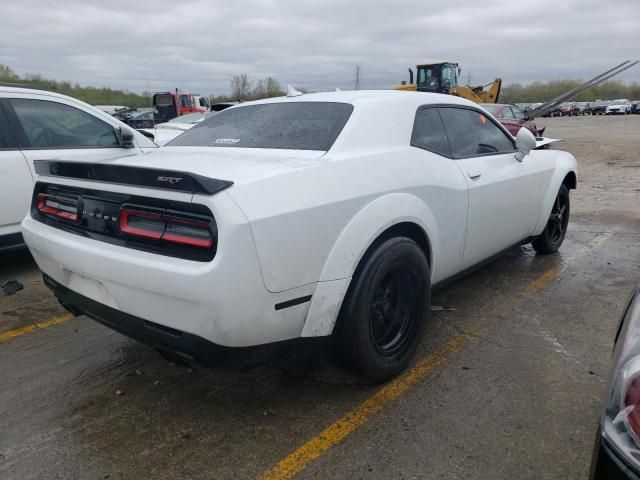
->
(532, 184, 570, 254)
(333, 237, 430, 382)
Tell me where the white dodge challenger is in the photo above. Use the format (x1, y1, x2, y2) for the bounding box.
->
(21, 90, 576, 381)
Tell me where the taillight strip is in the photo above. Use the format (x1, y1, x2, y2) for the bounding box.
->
(36, 194, 79, 222)
(119, 208, 214, 249)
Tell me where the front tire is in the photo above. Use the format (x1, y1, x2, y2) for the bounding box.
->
(334, 237, 430, 383)
(532, 184, 570, 254)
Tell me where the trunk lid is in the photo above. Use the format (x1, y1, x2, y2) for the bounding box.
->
(110, 147, 326, 186)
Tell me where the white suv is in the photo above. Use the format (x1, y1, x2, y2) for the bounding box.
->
(0, 85, 156, 252)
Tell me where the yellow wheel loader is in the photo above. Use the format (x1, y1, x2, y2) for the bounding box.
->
(394, 62, 502, 103)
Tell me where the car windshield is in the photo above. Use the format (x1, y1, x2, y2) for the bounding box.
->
(168, 102, 354, 151)
(611, 100, 626, 105)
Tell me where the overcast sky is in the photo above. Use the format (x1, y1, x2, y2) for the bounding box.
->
(1, 0, 638, 95)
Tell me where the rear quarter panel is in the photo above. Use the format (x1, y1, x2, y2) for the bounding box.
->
(227, 147, 469, 293)
(530, 149, 578, 235)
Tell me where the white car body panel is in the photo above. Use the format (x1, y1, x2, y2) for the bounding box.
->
(0, 150, 33, 238)
(22, 90, 578, 348)
(455, 151, 543, 267)
(140, 124, 191, 146)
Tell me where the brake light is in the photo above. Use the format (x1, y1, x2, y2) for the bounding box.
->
(36, 193, 78, 221)
(624, 371, 640, 443)
(119, 208, 213, 249)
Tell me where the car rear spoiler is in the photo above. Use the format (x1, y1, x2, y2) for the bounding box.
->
(34, 160, 233, 195)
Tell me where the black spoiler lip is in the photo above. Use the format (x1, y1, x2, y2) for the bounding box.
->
(34, 160, 233, 195)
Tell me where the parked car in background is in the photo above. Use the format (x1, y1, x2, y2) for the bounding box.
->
(560, 102, 580, 116)
(193, 95, 210, 111)
(211, 101, 240, 112)
(592, 100, 612, 115)
(0, 84, 156, 252)
(542, 104, 563, 117)
(590, 284, 640, 479)
(606, 99, 632, 115)
(480, 103, 542, 137)
(582, 103, 595, 115)
(577, 102, 592, 115)
(140, 111, 216, 145)
(22, 90, 577, 382)
(126, 110, 154, 129)
(632, 101, 640, 114)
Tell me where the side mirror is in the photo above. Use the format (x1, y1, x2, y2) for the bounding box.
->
(514, 127, 536, 161)
(118, 127, 135, 148)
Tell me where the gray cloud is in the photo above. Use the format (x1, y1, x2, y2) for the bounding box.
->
(1, 0, 638, 95)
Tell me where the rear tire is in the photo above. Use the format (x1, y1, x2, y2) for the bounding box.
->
(532, 184, 570, 254)
(333, 237, 430, 383)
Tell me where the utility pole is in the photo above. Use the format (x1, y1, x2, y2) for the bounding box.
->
(354, 65, 361, 90)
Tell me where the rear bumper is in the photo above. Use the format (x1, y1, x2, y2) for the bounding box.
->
(45, 273, 230, 365)
(22, 204, 316, 347)
(45, 273, 325, 365)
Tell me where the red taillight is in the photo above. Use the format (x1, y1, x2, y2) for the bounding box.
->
(37, 194, 78, 221)
(625, 376, 640, 439)
(119, 208, 213, 249)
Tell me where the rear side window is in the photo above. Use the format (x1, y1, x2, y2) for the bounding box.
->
(500, 107, 515, 119)
(10, 99, 119, 149)
(438, 107, 515, 158)
(0, 106, 7, 148)
(0, 103, 17, 149)
(511, 107, 525, 120)
(411, 107, 451, 157)
(169, 102, 354, 151)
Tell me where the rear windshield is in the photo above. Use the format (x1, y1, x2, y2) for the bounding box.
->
(168, 102, 354, 151)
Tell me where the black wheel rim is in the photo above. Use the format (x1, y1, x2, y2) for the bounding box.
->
(369, 265, 419, 356)
(547, 190, 569, 244)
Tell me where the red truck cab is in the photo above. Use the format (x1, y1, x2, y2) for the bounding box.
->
(153, 91, 206, 124)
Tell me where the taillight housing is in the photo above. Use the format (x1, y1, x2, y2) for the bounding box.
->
(623, 371, 640, 442)
(36, 193, 79, 222)
(119, 208, 214, 249)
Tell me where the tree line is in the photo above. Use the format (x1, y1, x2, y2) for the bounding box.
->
(1, 64, 637, 108)
(0, 64, 153, 107)
(0, 65, 285, 107)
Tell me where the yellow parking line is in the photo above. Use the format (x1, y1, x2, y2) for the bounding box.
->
(258, 230, 616, 480)
(258, 333, 472, 480)
(0, 314, 75, 343)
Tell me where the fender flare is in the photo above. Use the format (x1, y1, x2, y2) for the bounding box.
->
(532, 151, 578, 235)
(301, 192, 437, 337)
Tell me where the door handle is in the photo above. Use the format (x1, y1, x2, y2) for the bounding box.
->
(467, 170, 482, 180)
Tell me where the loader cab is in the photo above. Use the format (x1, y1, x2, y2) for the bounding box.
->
(416, 62, 459, 94)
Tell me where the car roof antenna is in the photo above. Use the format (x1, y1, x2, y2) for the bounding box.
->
(287, 85, 304, 97)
